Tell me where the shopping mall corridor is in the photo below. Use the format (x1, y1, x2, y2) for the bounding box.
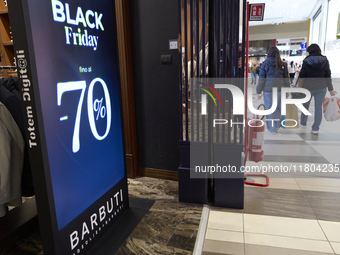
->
(202, 80, 340, 255)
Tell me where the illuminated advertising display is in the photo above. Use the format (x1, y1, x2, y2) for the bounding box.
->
(8, 0, 128, 254)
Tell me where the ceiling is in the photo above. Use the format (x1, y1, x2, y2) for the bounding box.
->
(248, 0, 321, 26)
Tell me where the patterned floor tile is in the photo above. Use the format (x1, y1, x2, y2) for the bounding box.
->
(244, 187, 315, 219)
(245, 243, 334, 255)
(302, 190, 340, 222)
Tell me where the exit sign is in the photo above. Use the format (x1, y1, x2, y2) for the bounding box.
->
(249, 4, 265, 21)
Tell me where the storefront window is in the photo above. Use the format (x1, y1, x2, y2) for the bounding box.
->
(325, 0, 340, 76)
(277, 39, 306, 67)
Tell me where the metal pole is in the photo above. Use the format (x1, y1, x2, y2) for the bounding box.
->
(215, 0, 220, 143)
(208, 0, 215, 202)
(244, 1, 250, 162)
(196, 0, 200, 141)
(202, 0, 206, 142)
(179, 0, 183, 141)
(184, 0, 189, 141)
(233, 0, 240, 144)
(190, 0, 194, 142)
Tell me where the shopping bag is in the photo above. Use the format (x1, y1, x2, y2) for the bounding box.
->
(284, 104, 299, 129)
(292, 72, 299, 87)
(323, 97, 340, 122)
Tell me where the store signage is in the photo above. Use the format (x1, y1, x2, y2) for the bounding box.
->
(249, 4, 265, 21)
(51, 0, 103, 51)
(300, 43, 307, 51)
(8, 0, 128, 254)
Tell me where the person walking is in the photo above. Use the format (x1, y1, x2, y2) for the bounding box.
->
(250, 61, 259, 84)
(288, 61, 296, 83)
(256, 47, 290, 134)
(299, 43, 337, 134)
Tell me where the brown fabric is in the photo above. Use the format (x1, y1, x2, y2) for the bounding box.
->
(284, 104, 299, 129)
(250, 64, 258, 73)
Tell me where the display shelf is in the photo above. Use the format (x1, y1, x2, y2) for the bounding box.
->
(0, 1, 15, 78)
(2, 41, 12, 46)
(4, 45, 13, 61)
(6, 70, 17, 77)
(0, 14, 11, 43)
(0, 1, 7, 12)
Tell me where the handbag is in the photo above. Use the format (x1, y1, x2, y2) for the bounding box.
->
(291, 74, 305, 99)
(291, 92, 305, 99)
(323, 97, 340, 121)
(281, 93, 299, 129)
(284, 104, 299, 129)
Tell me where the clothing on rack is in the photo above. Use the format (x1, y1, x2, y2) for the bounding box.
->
(3, 77, 20, 99)
(0, 78, 24, 135)
(198, 43, 209, 76)
(0, 101, 25, 217)
(181, 44, 209, 97)
(0, 77, 34, 198)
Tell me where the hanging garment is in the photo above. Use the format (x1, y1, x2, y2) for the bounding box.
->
(0, 102, 25, 217)
(2, 77, 21, 100)
(198, 44, 209, 76)
(0, 82, 23, 134)
(0, 79, 34, 196)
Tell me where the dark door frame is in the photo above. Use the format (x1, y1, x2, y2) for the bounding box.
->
(115, 0, 139, 178)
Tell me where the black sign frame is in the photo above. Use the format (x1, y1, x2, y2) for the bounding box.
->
(7, 0, 129, 254)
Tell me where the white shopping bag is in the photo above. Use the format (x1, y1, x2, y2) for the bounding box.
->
(323, 97, 340, 122)
(292, 72, 299, 87)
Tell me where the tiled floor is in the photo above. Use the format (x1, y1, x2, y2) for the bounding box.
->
(204, 210, 340, 254)
(203, 81, 340, 254)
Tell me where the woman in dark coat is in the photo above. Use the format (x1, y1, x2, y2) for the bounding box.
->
(299, 44, 337, 135)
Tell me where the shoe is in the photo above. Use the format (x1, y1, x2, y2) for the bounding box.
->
(311, 130, 318, 135)
(300, 124, 307, 129)
(270, 131, 277, 135)
(251, 82, 253, 84)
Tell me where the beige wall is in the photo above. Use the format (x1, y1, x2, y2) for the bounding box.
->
(249, 21, 309, 41)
